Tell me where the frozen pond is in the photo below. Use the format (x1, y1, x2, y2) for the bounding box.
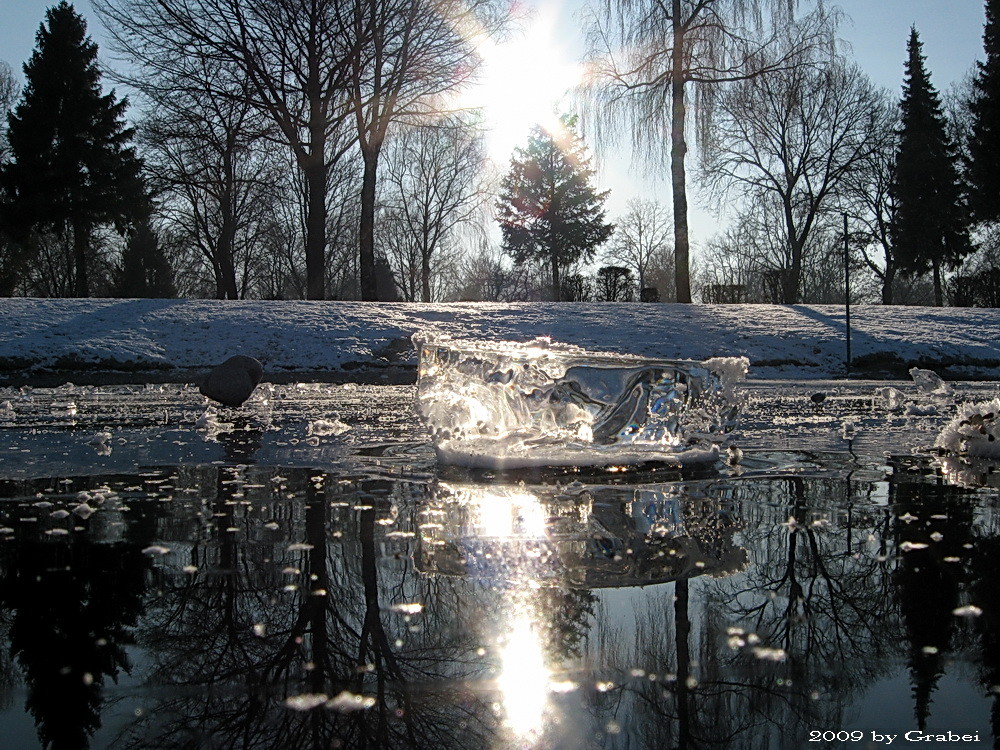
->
(0, 381, 998, 748)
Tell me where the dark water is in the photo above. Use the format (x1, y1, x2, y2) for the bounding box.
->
(0, 382, 997, 749)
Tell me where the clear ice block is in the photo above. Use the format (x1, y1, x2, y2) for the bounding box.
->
(413, 332, 748, 469)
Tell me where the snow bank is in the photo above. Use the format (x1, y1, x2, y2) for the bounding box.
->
(2, 298, 1000, 383)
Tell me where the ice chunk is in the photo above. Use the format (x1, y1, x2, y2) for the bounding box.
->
(413, 331, 746, 468)
(910, 367, 952, 396)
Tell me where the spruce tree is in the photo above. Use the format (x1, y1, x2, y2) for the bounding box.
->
(1, 2, 144, 297)
(891, 28, 972, 306)
(968, 0, 1000, 223)
(114, 222, 176, 298)
(497, 116, 613, 301)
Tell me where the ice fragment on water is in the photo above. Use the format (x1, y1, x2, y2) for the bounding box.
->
(72, 504, 95, 519)
(910, 367, 952, 396)
(878, 386, 906, 409)
(284, 694, 328, 711)
(953, 605, 983, 618)
(326, 691, 376, 712)
(307, 418, 351, 437)
(413, 331, 747, 469)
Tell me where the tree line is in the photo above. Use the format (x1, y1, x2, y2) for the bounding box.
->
(0, 0, 998, 306)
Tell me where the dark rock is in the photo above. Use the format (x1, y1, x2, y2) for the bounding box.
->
(199, 355, 263, 407)
(810, 392, 826, 406)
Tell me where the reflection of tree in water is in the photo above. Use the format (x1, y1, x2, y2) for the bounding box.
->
(971, 534, 1000, 747)
(118, 469, 500, 749)
(891, 470, 976, 729)
(589, 475, 909, 748)
(0, 521, 151, 749)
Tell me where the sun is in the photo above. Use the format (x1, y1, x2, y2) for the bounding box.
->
(460, 6, 585, 165)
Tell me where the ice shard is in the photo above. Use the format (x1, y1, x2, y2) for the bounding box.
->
(413, 332, 748, 468)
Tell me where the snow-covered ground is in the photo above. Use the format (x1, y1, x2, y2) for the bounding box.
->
(2, 298, 1000, 383)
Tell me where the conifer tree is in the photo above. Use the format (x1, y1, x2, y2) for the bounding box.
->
(114, 222, 176, 298)
(1, 2, 144, 297)
(968, 0, 1000, 223)
(497, 116, 613, 301)
(891, 28, 972, 306)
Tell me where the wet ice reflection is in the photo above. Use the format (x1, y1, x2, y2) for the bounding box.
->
(497, 609, 550, 740)
(2, 381, 1000, 747)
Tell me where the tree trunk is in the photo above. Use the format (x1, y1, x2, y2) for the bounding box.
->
(303, 155, 327, 300)
(932, 260, 943, 306)
(670, 2, 692, 304)
(421, 249, 431, 303)
(550, 252, 561, 301)
(217, 148, 239, 300)
(882, 257, 895, 305)
(359, 147, 380, 301)
(675, 578, 692, 747)
(72, 221, 89, 298)
(785, 241, 804, 304)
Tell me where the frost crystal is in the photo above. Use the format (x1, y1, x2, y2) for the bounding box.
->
(935, 399, 1000, 458)
(413, 331, 747, 468)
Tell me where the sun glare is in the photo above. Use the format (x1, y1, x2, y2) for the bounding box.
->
(462, 7, 585, 164)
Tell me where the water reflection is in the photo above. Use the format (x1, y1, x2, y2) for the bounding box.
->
(0, 459, 996, 748)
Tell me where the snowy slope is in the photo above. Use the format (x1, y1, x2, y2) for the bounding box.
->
(2, 298, 999, 382)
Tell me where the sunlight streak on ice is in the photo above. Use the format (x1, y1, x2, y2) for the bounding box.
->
(497, 611, 550, 739)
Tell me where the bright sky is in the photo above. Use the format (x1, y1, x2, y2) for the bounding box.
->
(0, 0, 990, 246)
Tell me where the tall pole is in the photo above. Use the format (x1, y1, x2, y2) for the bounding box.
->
(844, 213, 851, 377)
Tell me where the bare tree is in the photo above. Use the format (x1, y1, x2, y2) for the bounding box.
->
(135, 56, 284, 299)
(841, 96, 899, 304)
(379, 115, 489, 301)
(582, 0, 830, 303)
(700, 56, 884, 303)
(604, 198, 672, 297)
(349, 0, 504, 300)
(0, 61, 22, 295)
(96, 0, 364, 300)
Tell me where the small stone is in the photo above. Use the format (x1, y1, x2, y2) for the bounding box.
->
(199, 356, 264, 407)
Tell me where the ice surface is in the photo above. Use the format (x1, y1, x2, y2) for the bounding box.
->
(413, 332, 748, 468)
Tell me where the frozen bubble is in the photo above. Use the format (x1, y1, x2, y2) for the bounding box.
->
(306, 418, 351, 437)
(141, 545, 171, 556)
(899, 541, 929, 551)
(389, 603, 423, 615)
(287, 543, 314, 552)
(253, 623, 266, 637)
